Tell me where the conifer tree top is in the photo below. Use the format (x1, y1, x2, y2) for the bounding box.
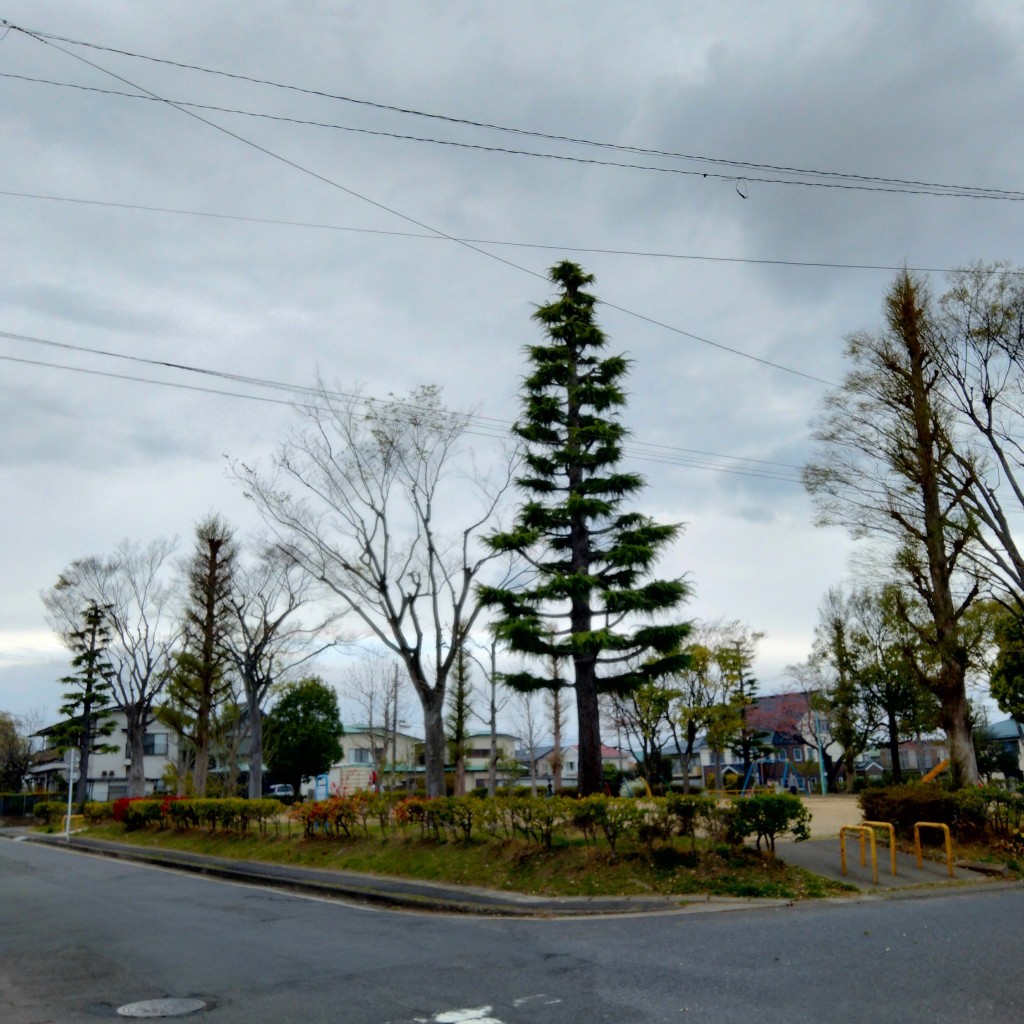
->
(482, 261, 691, 694)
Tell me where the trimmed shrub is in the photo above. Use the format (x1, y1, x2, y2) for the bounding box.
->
(124, 800, 164, 831)
(729, 794, 811, 853)
(83, 801, 114, 824)
(34, 801, 68, 825)
(702, 801, 741, 846)
(859, 784, 959, 839)
(980, 785, 1024, 838)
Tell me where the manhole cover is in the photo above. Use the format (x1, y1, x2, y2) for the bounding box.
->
(116, 998, 206, 1018)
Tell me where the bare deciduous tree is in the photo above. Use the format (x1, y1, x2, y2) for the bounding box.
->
(468, 637, 515, 796)
(344, 654, 410, 790)
(935, 264, 1024, 601)
(43, 539, 179, 797)
(545, 677, 569, 792)
(226, 545, 335, 798)
(516, 690, 542, 794)
(236, 383, 513, 797)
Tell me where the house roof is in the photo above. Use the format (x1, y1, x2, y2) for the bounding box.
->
(343, 725, 422, 742)
(988, 718, 1024, 741)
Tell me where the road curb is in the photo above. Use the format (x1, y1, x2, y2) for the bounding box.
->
(14, 831, 788, 918)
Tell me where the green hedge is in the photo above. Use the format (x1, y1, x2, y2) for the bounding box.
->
(284, 792, 803, 856)
(34, 801, 69, 824)
(858, 784, 992, 840)
(119, 797, 285, 833)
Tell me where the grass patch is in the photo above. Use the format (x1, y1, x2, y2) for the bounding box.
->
(78, 823, 853, 900)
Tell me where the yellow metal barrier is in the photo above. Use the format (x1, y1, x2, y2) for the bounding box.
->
(840, 824, 878, 884)
(861, 820, 898, 877)
(914, 821, 954, 878)
(62, 814, 85, 833)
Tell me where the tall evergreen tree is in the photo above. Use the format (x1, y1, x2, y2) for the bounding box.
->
(175, 515, 237, 797)
(53, 603, 118, 804)
(445, 645, 474, 796)
(480, 261, 692, 795)
(718, 642, 767, 775)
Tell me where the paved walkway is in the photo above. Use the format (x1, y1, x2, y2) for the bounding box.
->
(775, 836, 1005, 890)
(779, 795, 1013, 891)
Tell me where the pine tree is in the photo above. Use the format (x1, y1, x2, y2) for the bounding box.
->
(445, 645, 474, 796)
(480, 261, 692, 795)
(53, 603, 118, 804)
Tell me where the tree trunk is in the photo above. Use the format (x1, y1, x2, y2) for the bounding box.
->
(193, 710, 210, 798)
(247, 698, 264, 799)
(682, 724, 697, 796)
(455, 751, 465, 797)
(125, 705, 148, 798)
(422, 692, 447, 797)
(552, 695, 563, 791)
(575, 663, 603, 796)
(487, 670, 498, 797)
(940, 686, 979, 787)
(887, 709, 903, 784)
(75, 693, 94, 807)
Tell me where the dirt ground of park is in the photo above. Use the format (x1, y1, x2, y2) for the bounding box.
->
(800, 794, 862, 838)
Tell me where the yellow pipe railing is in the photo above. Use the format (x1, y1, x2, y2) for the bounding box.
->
(914, 821, 954, 878)
(840, 824, 878, 884)
(861, 820, 898, 877)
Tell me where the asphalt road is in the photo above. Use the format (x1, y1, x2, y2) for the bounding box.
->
(2, 837, 1021, 1024)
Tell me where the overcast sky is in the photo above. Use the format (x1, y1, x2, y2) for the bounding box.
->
(2, 2, 1023, 731)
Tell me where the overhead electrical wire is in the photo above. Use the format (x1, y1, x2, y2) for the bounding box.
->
(4, 188, 995, 276)
(0, 331, 805, 483)
(5, 23, 1023, 201)
(1, 22, 836, 388)
(2, 70, 1018, 202)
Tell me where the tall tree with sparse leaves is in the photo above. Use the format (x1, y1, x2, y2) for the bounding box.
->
(174, 515, 237, 798)
(481, 261, 692, 795)
(804, 271, 980, 785)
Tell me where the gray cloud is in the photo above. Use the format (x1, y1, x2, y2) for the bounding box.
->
(2, 1, 1021, 720)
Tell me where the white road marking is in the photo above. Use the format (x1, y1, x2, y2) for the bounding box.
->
(433, 1008, 503, 1023)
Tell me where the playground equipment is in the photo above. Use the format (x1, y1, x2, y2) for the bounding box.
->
(920, 758, 950, 783)
(740, 757, 809, 796)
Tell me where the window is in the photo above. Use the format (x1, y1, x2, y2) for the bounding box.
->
(142, 733, 168, 756)
(792, 748, 805, 762)
(776, 748, 788, 760)
(353, 748, 372, 764)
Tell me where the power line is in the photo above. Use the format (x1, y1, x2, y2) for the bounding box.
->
(4, 23, 833, 387)
(7, 23, 1024, 201)
(4, 70, 1021, 202)
(0, 331, 804, 482)
(5, 188, 989, 276)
